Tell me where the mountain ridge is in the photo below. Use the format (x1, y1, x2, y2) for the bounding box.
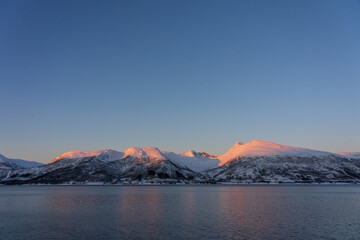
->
(1, 140, 359, 184)
(0, 154, 43, 170)
(218, 140, 335, 166)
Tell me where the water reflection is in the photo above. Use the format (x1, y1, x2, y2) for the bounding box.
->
(117, 187, 163, 238)
(0, 185, 360, 240)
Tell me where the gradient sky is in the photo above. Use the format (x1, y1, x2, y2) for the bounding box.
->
(1, 0, 360, 163)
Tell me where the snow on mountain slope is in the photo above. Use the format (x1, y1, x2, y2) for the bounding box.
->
(218, 140, 334, 166)
(206, 140, 360, 183)
(182, 150, 217, 159)
(337, 152, 360, 158)
(51, 147, 219, 172)
(208, 154, 360, 183)
(123, 147, 166, 161)
(52, 149, 124, 163)
(163, 151, 219, 172)
(2, 141, 360, 184)
(0, 154, 43, 169)
(1, 147, 219, 184)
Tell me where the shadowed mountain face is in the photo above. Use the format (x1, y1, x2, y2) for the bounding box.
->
(1, 156, 205, 185)
(0, 148, 216, 184)
(0, 154, 44, 183)
(0, 154, 43, 170)
(206, 155, 360, 183)
(1, 141, 360, 184)
(207, 141, 360, 183)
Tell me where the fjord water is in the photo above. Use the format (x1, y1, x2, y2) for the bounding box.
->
(0, 185, 359, 240)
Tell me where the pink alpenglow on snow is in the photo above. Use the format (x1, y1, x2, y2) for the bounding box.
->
(52, 149, 125, 163)
(218, 140, 334, 166)
(123, 147, 165, 161)
(51, 147, 220, 172)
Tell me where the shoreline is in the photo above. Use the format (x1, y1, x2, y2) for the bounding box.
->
(1, 182, 359, 186)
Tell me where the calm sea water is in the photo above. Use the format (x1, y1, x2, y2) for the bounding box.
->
(0, 185, 359, 240)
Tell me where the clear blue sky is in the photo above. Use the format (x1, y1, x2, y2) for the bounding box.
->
(1, 0, 360, 163)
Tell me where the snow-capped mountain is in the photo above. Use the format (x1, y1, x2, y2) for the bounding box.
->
(51, 149, 125, 164)
(208, 141, 360, 183)
(1, 147, 219, 184)
(1, 141, 360, 184)
(182, 150, 217, 159)
(53, 147, 220, 172)
(218, 140, 334, 166)
(0, 154, 43, 170)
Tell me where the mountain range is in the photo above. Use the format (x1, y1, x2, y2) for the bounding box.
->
(1, 140, 360, 184)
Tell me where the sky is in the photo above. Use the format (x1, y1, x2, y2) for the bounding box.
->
(1, 0, 360, 163)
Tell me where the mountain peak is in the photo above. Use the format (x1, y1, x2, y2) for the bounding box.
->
(123, 147, 165, 160)
(52, 149, 123, 163)
(234, 141, 245, 146)
(218, 140, 333, 166)
(182, 150, 197, 157)
(182, 150, 217, 159)
(50, 146, 221, 173)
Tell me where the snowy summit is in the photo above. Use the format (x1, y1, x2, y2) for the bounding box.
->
(218, 140, 334, 166)
(51, 147, 220, 172)
(1, 140, 360, 185)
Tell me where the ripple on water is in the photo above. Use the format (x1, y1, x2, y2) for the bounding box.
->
(0, 185, 360, 240)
